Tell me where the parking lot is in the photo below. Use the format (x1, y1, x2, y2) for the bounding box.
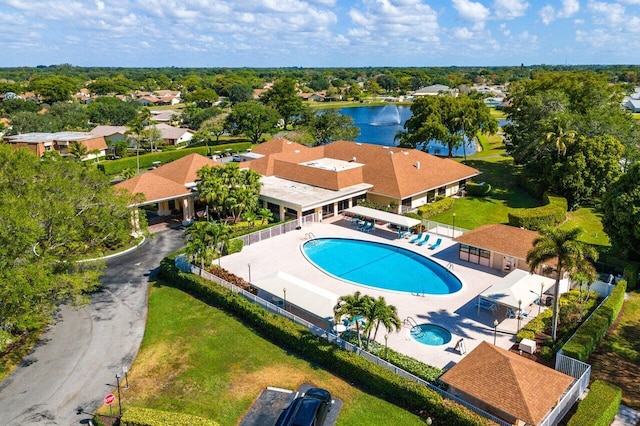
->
(239, 383, 342, 426)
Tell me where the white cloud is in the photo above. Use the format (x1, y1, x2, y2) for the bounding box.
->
(617, 0, 640, 4)
(452, 27, 475, 40)
(539, 4, 557, 25)
(493, 0, 529, 20)
(588, 1, 625, 26)
(558, 0, 580, 18)
(452, 0, 490, 22)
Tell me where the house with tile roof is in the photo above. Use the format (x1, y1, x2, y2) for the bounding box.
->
(243, 138, 480, 222)
(4, 132, 107, 160)
(115, 153, 221, 223)
(150, 123, 194, 146)
(90, 125, 129, 144)
(440, 341, 574, 426)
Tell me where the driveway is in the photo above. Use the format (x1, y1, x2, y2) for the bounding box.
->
(0, 227, 185, 425)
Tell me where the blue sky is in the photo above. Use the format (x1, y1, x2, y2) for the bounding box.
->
(1, 0, 639, 68)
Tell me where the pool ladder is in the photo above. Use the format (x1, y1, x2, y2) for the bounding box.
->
(404, 316, 418, 328)
(304, 232, 316, 240)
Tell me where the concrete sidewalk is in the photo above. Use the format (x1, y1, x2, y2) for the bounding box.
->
(612, 404, 640, 426)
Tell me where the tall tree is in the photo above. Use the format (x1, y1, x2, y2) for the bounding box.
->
(305, 109, 359, 145)
(526, 227, 598, 341)
(126, 107, 152, 173)
(398, 95, 496, 157)
(362, 296, 401, 349)
(225, 101, 279, 144)
(601, 163, 640, 261)
(260, 78, 304, 128)
(0, 146, 138, 337)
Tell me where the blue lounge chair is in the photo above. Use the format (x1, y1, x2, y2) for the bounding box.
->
(409, 232, 423, 243)
(416, 234, 431, 246)
(357, 220, 370, 231)
(428, 238, 442, 250)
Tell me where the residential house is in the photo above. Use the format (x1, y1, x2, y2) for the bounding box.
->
(440, 342, 574, 426)
(299, 92, 326, 102)
(4, 132, 107, 160)
(412, 84, 454, 97)
(150, 109, 180, 123)
(90, 125, 129, 144)
(149, 123, 194, 146)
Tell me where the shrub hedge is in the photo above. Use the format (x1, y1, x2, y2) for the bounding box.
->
(97, 142, 251, 175)
(417, 198, 455, 219)
(567, 380, 621, 426)
(507, 192, 567, 231)
(120, 406, 219, 426)
(225, 238, 243, 255)
(561, 280, 627, 361)
(465, 181, 491, 197)
(159, 254, 490, 426)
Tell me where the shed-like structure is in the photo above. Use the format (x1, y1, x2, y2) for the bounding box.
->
(440, 341, 574, 425)
(477, 269, 557, 314)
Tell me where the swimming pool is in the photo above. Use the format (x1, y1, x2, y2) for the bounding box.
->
(410, 324, 452, 346)
(301, 238, 462, 294)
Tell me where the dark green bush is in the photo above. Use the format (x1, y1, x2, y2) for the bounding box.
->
(508, 192, 567, 231)
(159, 254, 490, 426)
(465, 181, 492, 197)
(516, 173, 546, 199)
(562, 281, 627, 361)
(624, 263, 639, 291)
(538, 346, 553, 360)
(567, 380, 621, 426)
(121, 406, 219, 426)
(97, 142, 251, 175)
(417, 198, 455, 218)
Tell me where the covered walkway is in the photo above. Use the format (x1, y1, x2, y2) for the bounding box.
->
(344, 205, 421, 235)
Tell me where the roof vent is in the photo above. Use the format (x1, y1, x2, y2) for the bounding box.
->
(349, 156, 356, 162)
(383, 146, 389, 149)
(294, 150, 300, 153)
(356, 143, 362, 146)
(415, 161, 421, 169)
(402, 151, 409, 155)
(388, 151, 394, 155)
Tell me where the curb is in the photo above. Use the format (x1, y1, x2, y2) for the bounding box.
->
(78, 235, 146, 263)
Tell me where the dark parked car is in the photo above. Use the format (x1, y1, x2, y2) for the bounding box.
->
(275, 388, 332, 426)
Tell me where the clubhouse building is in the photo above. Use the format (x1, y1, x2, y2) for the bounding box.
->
(116, 138, 480, 224)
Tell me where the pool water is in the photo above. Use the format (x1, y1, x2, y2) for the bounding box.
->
(410, 324, 452, 346)
(301, 238, 462, 294)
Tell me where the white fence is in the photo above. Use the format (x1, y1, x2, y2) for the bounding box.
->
(233, 213, 316, 247)
(174, 255, 510, 426)
(422, 220, 468, 239)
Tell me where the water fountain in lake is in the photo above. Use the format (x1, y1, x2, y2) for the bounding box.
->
(371, 105, 401, 126)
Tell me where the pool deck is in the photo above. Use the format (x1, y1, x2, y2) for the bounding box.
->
(222, 219, 546, 370)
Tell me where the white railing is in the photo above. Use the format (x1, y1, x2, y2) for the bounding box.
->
(422, 220, 468, 239)
(175, 255, 510, 426)
(233, 213, 316, 247)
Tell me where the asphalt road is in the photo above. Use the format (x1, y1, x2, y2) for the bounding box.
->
(0, 228, 185, 425)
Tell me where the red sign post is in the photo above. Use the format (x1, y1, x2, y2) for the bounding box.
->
(104, 393, 115, 405)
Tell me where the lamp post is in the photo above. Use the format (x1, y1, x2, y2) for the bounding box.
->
(123, 366, 129, 389)
(493, 319, 499, 345)
(539, 282, 544, 315)
(452, 213, 456, 238)
(426, 417, 433, 425)
(517, 300, 522, 332)
(283, 287, 287, 311)
(115, 373, 123, 418)
(384, 334, 389, 359)
(248, 263, 252, 283)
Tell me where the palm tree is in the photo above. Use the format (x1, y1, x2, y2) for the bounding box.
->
(362, 296, 401, 349)
(526, 227, 598, 341)
(69, 141, 87, 161)
(333, 291, 372, 348)
(545, 120, 577, 160)
(183, 220, 230, 269)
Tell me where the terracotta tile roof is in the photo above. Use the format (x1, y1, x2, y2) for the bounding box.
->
(453, 224, 539, 260)
(115, 172, 191, 203)
(151, 153, 220, 184)
(115, 153, 221, 203)
(440, 342, 573, 425)
(249, 139, 480, 198)
(83, 136, 108, 151)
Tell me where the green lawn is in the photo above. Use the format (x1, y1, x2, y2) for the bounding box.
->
(108, 284, 426, 425)
(589, 290, 640, 408)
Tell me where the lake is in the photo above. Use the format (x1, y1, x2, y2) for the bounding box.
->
(338, 105, 474, 156)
